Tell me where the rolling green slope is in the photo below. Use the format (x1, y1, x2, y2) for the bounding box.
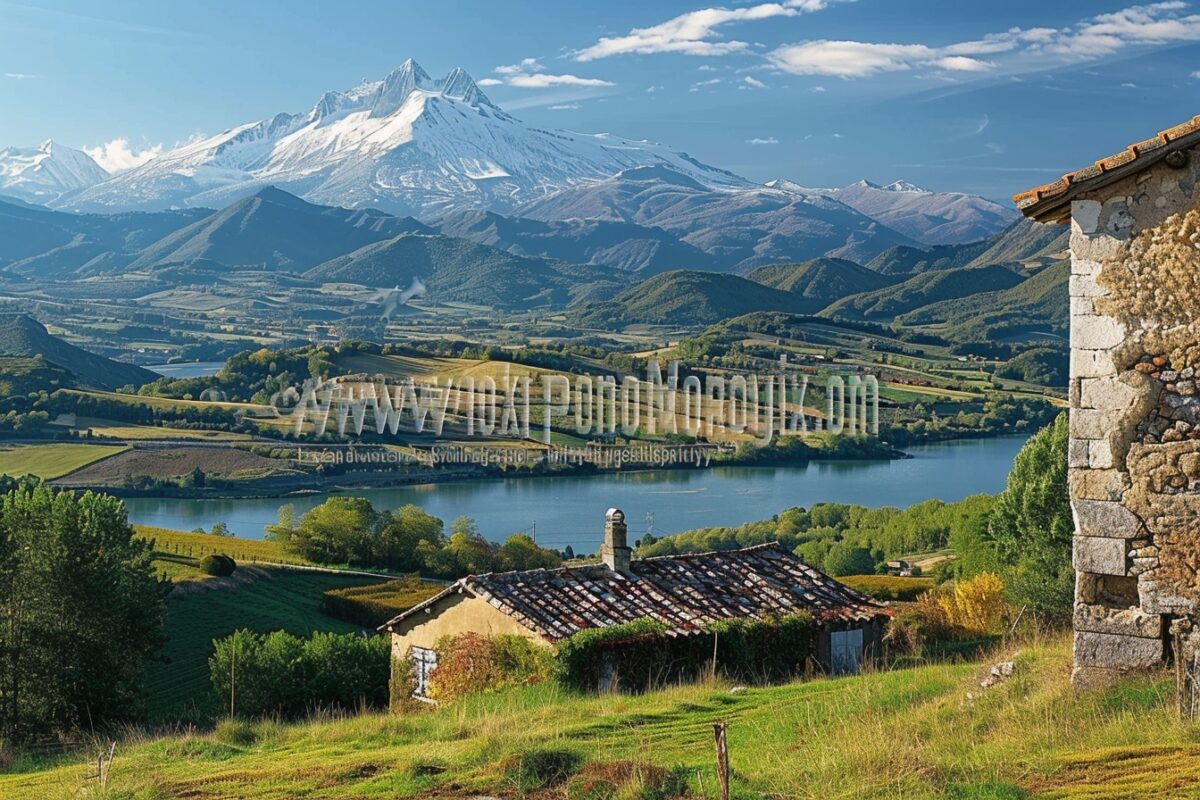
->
(574, 269, 813, 327)
(746, 257, 895, 311)
(0, 314, 157, 390)
(306, 233, 588, 309)
(821, 264, 1025, 322)
(145, 567, 381, 722)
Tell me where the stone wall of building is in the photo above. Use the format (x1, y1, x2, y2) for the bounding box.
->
(1069, 146, 1200, 688)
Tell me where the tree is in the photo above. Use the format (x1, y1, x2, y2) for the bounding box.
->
(823, 542, 875, 577)
(265, 503, 296, 544)
(984, 413, 1072, 620)
(374, 505, 444, 571)
(289, 497, 377, 565)
(210, 521, 231, 537)
(0, 484, 168, 745)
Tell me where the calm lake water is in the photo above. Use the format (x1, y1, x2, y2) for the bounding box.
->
(146, 362, 225, 378)
(123, 435, 1028, 552)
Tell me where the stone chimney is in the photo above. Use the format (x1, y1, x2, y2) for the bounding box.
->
(601, 508, 631, 574)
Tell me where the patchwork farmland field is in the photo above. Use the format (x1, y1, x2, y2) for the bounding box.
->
(0, 442, 129, 479)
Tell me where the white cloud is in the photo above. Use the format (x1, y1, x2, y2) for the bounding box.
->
(698, 64, 718, 72)
(495, 57, 543, 75)
(746, 136, 780, 144)
(574, 1, 832, 61)
(84, 137, 162, 173)
(4, 72, 35, 79)
(646, 85, 665, 92)
(1121, 81, 1139, 87)
(689, 77, 723, 92)
(809, 85, 827, 92)
(741, 75, 767, 88)
(549, 103, 581, 110)
(766, 3, 1200, 79)
(486, 57, 613, 88)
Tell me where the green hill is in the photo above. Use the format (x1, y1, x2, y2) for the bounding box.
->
(746, 257, 894, 311)
(822, 264, 1025, 322)
(306, 233, 590, 309)
(574, 269, 813, 327)
(0, 315, 157, 391)
(900, 260, 1069, 343)
(866, 218, 1067, 276)
(130, 187, 428, 272)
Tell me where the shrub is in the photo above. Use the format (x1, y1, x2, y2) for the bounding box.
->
(555, 614, 814, 692)
(200, 553, 237, 576)
(210, 629, 390, 718)
(565, 761, 690, 800)
(840, 575, 936, 601)
(927, 572, 1009, 636)
(503, 748, 582, 791)
(428, 633, 554, 702)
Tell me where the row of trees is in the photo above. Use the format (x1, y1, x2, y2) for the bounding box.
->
(266, 498, 562, 578)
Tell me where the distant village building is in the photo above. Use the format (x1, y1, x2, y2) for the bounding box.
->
(381, 508, 888, 698)
(1016, 113, 1200, 691)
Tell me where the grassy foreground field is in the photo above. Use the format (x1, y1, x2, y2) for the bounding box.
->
(0, 442, 129, 478)
(5, 636, 1196, 800)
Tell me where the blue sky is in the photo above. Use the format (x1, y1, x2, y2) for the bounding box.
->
(2, 0, 1200, 199)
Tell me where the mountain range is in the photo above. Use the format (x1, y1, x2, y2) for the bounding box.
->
(4, 60, 1016, 257)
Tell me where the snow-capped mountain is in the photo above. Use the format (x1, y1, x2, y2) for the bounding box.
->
(55, 59, 747, 216)
(0, 141, 108, 204)
(768, 177, 1018, 246)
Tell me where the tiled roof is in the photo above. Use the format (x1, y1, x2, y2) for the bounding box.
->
(381, 543, 887, 642)
(1013, 114, 1200, 223)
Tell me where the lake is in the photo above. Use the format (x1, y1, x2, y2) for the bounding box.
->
(123, 435, 1028, 552)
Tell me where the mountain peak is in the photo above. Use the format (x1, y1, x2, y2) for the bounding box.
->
(883, 180, 928, 193)
(849, 179, 881, 189)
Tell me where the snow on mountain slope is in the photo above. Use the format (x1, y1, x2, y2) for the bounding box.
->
(0, 141, 108, 204)
(767, 177, 1018, 246)
(56, 59, 747, 216)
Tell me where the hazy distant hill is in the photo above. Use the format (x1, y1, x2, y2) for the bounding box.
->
(0, 197, 204, 275)
(130, 187, 429, 272)
(822, 264, 1025, 322)
(430, 209, 722, 274)
(746, 258, 895, 312)
(781, 178, 1019, 245)
(306, 233, 593, 309)
(573, 269, 814, 327)
(866, 218, 1065, 276)
(0, 314, 156, 391)
(518, 166, 916, 271)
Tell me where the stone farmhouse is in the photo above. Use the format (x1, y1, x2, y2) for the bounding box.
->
(381, 509, 888, 697)
(1016, 113, 1200, 692)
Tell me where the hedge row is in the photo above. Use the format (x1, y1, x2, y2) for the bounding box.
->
(210, 629, 389, 718)
(555, 614, 815, 692)
(321, 577, 442, 628)
(839, 575, 936, 601)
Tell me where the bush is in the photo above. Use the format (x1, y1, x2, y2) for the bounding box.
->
(565, 761, 690, 800)
(555, 614, 814, 692)
(209, 629, 390, 718)
(925, 572, 1009, 636)
(428, 633, 554, 702)
(199, 553, 237, 576)
(503, 748, 582, 791)
(840, 575, 936, 601)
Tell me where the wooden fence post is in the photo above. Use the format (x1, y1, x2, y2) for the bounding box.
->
(713, 721, 730, 800)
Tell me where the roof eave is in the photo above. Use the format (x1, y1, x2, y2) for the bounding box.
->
(1013, 123, 1200, 225)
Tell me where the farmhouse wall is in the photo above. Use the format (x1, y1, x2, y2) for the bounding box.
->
(1068, 146, 1200, 687)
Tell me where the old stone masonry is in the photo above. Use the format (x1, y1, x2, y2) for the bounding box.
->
(1016, 114, 1200, 696)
